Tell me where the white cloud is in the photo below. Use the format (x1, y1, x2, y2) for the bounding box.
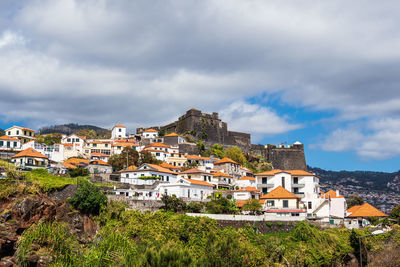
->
(219, 101, 301, 136)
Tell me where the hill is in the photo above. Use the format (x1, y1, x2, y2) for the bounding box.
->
(38, 123, 111, 138)
(308, 166, 399, 191)
(0, 128, 4, 135)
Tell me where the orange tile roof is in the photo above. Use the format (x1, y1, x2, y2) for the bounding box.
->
(135, 163, 178, 175)
(236, 186, 259, 192)
(159, 162, 181, 170)
(181, 168, 209, 174)
(113, 142, 137, 147)
(145, 142, 170, 148)
(185, 179, 213, 187)
(113, 124, 126, 128)
(260, 186, 301, 199)
(214, 157, 239, 165)
(65, 158, 90, 165)
(347, 203, 388, 217)
(62, 143, 73, 147)
(11, 148, 48, 159)
(165, 132, 179, 137)
(212, 171, 232, 178)
(91, 140, 112, 144)
(257, 169, 315, 176)
(237, 176, 256, 181)
(90, 159, 110, 166)
(62, 162, 78, 169)
(145, 148, 169, 153)
(323, 190, 344, 199)
(144, 129, 158, 133)
(91, 152, 110, 157)
(0, 135, 20, 141)
(119, 165, 137, 173)
(185, 155, 211, 160)
(347, 205, 361, 213)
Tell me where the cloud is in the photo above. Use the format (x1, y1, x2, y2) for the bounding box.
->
(219, 101, 301, 138)
(0, 0, 400, 161)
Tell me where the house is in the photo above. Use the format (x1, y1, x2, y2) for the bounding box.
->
(236, 176, 257, 188)
(310, 190, 347, 223)
(179, 167, 213, 183)
(159, 162, 182, 173)
(61, 134, 87, 159)
(86, 140, 112, 158)
(255, 169, 320, 215)
(87, 159, 112, 174)
(0, 135, 21, 151)
(240, 166, 254, 177)
(260, 186, 307, 218)
(64, 157, 90, 168)
(233, 186, 260, 201)
(345, 203, 388, 229)
(111, 124, 127, 139)
(214, 157, 242, 179)
(158, 178, 213, 201)
(5, 126, 35, 144)
(90, 152, 110, 162)
(143, 148, 170, 161)
(211, 171, 233, 189)
(185, 155, 216, 170)
(112, 141, 137, 155)
(11, 148, 49, 169)
(120, 163, 178, 185)
(21, 141, 64, 163)
(163, 132, 187, 146)
(166, 153, 187, 168)
(142, 129, 158, 139)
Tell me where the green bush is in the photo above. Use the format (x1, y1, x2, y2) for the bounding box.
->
(205, 197, 239, 214)
(69, 167, 90, 177)
(186, 202, 204, 213)
(68, 179, 107, 215)
(161, 195, 187, 212)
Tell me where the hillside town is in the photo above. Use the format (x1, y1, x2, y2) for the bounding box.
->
(0, 117, 390, 230)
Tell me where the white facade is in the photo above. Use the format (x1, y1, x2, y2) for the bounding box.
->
(120, 164, 178, 185)
(158, 178, 213, 201)
(61, 134, 86, 159)
(22, 141, 64, 162)
(236, 177, 257, 188)
(5, 126, 35, 144)
(112, 125, 127, 139)
(0, 136, 21, 151)
(144, 149, 170, 161)
(256, 170, 321, 215)
(142, 130, 158, 138)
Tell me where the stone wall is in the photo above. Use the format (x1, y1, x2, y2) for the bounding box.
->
(265, 144, 307, 170)
(107, 195, 164, 212)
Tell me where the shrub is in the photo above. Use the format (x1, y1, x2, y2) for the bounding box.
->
(186, 202, 204, 213)
(205, 197, 239, 214)
(69, 167, 90, 177)
(68, 179, 107, 215)
(242, 199, 262, 215)
(161, 195, 187, 213)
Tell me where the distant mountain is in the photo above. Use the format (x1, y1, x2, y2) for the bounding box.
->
(38, 123, 111, 138)
(308, 166, 399, 191)
(0, 129, 4, 135)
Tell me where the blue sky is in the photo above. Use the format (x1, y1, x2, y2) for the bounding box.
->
(1, 0, 400, 172)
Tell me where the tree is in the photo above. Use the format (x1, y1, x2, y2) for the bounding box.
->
(210, 143, 224, 158)
(205, 197, 239, 214)
(108, 147, 139, 171)
(196, 140, 210, 157)
(242, 199, 262, 215)
(69, 167, 90, 177)
(346, 194, 364, 208)
(68, 179, 107, 215)
(139, 151, 161, 165)
(224, 146, 246, 166)
(391, 204, 400, 221)
(161, 195, 187, 212)
(76, 129, 97, 139)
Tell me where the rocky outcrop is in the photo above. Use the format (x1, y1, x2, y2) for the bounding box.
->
(0, 185, 97, 266)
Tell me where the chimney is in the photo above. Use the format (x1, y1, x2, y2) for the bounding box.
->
(336, 190, 340, 197)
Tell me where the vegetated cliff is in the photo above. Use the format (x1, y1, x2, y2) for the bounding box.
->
(38, 123, 111, 137)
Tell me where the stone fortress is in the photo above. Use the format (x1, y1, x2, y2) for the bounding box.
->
(137, 108, 306, 170)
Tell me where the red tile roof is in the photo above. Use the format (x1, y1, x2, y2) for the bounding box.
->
(212, 171, 232, 178)
(11, 148, 48, 159)
(237, 176, 256, 181)
(144, 129, 158, 133)
(64, 158, 90, 166)
(260, 186, 301, 199)
(113, 124, 126, 128)
(159, 162, 181, 170)
(145, 142, 170, 148)
(235, 186, 260, 192)
(185, 155, 211, 160)
(165, 133, 179, 137)
(0, 135, 20, 141)
(135, 163, 178, 175)
(181, 168, 209, 174)
(257, 169, 315, 176)
(323, 190, 344, 199)
(91, 152, 110, 157)
(90, 159, 110, 166)
(119, 165, 137, 173)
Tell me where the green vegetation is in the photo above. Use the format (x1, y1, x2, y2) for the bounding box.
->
(242, 199, 262, 215)
(346, 194, 364, 208)
(224, 146, 247, 166)
(210, 143, 224, 158)
(16, 203, 400, 266)
(25, 169, 78, 192)
(68, 179, 107, 215)
(34, 133, 62, 146)
(391, 204, 400, 221)
(205, 197, 239, 214)
(69, 167, 90, 177)
(108, 147, 139, 171)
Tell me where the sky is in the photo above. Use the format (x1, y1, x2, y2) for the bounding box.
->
(1, 0, 400, 172)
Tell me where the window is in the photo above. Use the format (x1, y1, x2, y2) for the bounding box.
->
(119, 128, 122, 132)
(75, 138, 79, 142)
(13, 142, 17, 147)
(166, 176, 169, 182)
(7, 131, 10, 135)
(262, 188, 268, 194)
(126, 174, 129, 178)
(228, 179, 231, 184)
(308, 202, 312, 209)
(28, 158, 33, 165)
(262, 177, 267, 184)
(0, 141, 3, 146)
(156, 153, 160, 156)
(283, 200, 289, 208)
(281, 177, 285, 188)
(16, 130, 19, 135)
(118, 146, 121, 149)
(93, 144, 97, 147)
(293, 177, 298, 184)
(204, 176, 206, 181)
(105, 144, 108, 148)
(267, 200, 275, 207)
(24, 131, 27, 135)
(6, 142, 10, 148)
(67, 138, 71, 142)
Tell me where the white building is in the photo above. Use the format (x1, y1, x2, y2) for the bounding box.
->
(120, 163, 178, 185)
(22, 141, 64, 163)
(0, 135, 21, 151)
(112, 124, 127, 139)
(11, 148, 49, 169)
(256, 169, 320, 215)
(158, 178, 213, 201)
(61, 134, 86, 159)
(236, 176, 257, 188)
(142, 129, 158, 139)
(233, 186, 260, 201)
(185, 155, 216, 170)
(5, 126, 35, 144)
(311, 190, 347, 223)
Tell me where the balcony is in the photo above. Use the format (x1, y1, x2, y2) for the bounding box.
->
(258, 183, 274, 188)
(294, 192, 305, 198)
(291, 183, 305, 188)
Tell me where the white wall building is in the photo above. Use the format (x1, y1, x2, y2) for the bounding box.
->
(158, 178, 213, 201)
(22, 141, 64, 163)
(120, 163, 178, 185)
(236, 176, 257, 188)
(256, 170, 320, 215)
(0, 136, 21, 151)
(5, 126, 35, 144)
(112, 124, 127, 139)
(142, 129, 158, 139)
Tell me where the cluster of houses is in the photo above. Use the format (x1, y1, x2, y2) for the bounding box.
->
(0, 125, 388, 228)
